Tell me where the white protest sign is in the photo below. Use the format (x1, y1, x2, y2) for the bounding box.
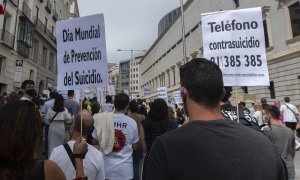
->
(75, 90, 81, 103)
(124, 89, 129, 95)
(157, 87, 168, 103)
(144, 86, 151, 96)
(56, 14, 109, 90)
(201, 7, 270, 86)
(172, 91, 183, 104)
(57, 90, 68, 99)
(107, 85, 116, 96)
(131, 93, 138, 100)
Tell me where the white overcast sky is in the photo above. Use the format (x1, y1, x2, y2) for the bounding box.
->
(77, 0, 186, 64)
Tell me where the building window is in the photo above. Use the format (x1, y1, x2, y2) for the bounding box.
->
(42, 47, 47, 67)
(0, 57, 3, 75)
(35, 6, 39, 23)
(288, 2, 300, 37)
(263, 20, 270, 48)
(173, 69, 176, 85)
(1, 13, 14, 48)
(49, 52, 54, 71)
(29, 70, 34, 80)
(168, 72, 170, 87)
(17, 17, 34, 57)
(32, 40, 39, 62)
(44, 17, 48, 34)
(269, 81, 276, 99)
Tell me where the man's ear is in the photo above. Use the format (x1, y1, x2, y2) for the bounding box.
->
(181, 87, 187, 100)
(220, 88, 226, 102)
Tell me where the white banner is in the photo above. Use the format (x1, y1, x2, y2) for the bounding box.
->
(131, 93, 138, 100)
(201, 7, 270, 86)
(107, 85, 116, 96)
(172, 91, 183, 104)
(56, 14, 109, 90)
(157, 87, 168, 103)
(144, 86, 151, 96)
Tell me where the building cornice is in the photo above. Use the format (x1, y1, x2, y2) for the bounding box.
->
(139, 0, 194, 64)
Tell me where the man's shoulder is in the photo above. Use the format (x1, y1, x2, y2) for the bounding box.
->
(65, 99, 79, 105)
(87, 144, 102, 155)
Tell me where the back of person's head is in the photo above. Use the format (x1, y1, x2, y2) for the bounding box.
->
(137, 98, 143, 105)
(284, 97, 290, 103)
(73, 112, 94, 136)
(129, 100, 138, 113)
(53, 94, 65, 112)
(114, 93, 129, 111)
(240, 102, 246, 108)
(180, 58, 224, 108)
(146, 98, 169, 122)
(266, 105, 280, 119)
(68, 90, 75, 97)
(6, 92, 19, 103)
(49, 92, 56, 99)
(0, 100, 42, 179)
(91, 102, 100, 115)
(221, 87, 232, 103)
(260, 97, 267, 105)
(21, 80, 35, 90)
(253, 102, 263, 111)
(106, 95, 113, 103)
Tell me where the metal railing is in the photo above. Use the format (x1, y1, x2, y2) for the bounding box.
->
(34, 17, 56, 44)
(0, 29, 15, 48)
(45, 0, 52, 13)
(22, 1, 31, 19)
(17, 41, 30, 58)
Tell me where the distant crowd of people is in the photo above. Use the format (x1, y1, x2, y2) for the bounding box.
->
(0, 58, 300, 180)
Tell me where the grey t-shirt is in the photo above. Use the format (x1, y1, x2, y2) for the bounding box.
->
(264, 125, 295, 178)
(64, 99, 79, 116)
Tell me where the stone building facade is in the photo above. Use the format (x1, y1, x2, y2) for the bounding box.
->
(0, 0, 79, 95)
(140, 0, 300, 105)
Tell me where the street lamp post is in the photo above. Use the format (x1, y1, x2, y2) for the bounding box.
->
(180, 0, 187, 64)
(116, 49, 147, 61)
(116, 49, 147, 96)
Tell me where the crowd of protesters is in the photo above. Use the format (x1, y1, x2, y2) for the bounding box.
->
(1, 58, 300, 180)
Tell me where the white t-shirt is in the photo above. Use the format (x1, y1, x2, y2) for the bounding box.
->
(280, 103, 299, 122)
(49, 140, 105, 180)
(104, 113, 139, 180)
(101, 103, 115, 112)
(46, 108, 72, 123)
(253, 111, 264, 126)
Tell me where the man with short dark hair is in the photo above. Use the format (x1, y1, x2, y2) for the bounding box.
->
(264, 105, 295, 180)
(146, 58, 287, 180)
(20, 80, 37, 102)
(102, 93, 139, 180)
(261, 97, 269, 110)
(50, 112, 105, 180)
(64, 90, 79, 117)
(101, 95, 115, 112)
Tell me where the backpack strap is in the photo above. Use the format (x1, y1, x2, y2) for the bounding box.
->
(50, 110, 59, 123)
(63, 143, 76, 170)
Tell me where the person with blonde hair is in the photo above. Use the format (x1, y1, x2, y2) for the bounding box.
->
(253, 102, 265, 126)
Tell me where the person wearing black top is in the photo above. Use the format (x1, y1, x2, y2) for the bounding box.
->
(141, 98, 178, 180)
(146, 58, 287, 180)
